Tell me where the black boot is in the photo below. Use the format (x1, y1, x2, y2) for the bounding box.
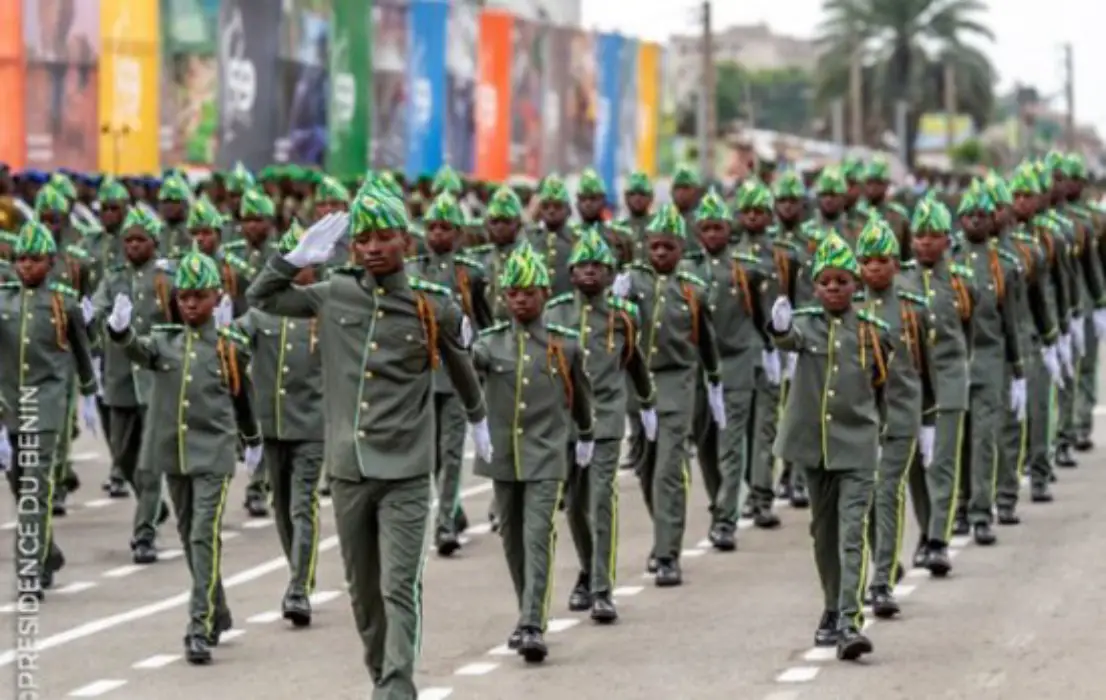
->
(911, 535, 929, 568)
(568, 572, 592, 611)
(814, 610, 840, 646)
(708, 521, 736, 552)
(645, 554, 658, 574)
(184, 635, 212, 664)
(518, 627, 548, 663)
(506, 627, 522, 650)
(789, 483, 810, 509)
(952, 509, 970, 536)
(590, 592, 618, 624)
(488, 511, 500, 533)
(654, 558, 682, 587)
(1074, 434, 1094, 452)
(1030, 482, 1053, 503)
(52, 491, 68, 517)
(753, 507, 781, 529)
(972, 522, 997, 546)
(282, 593, 312, 628)
(996, 505, 1020, 525)
(435, 529, 461, 557)
(1056, 443, 1077, 468)
(132, 541, 158, 565)
(106, 478, 129, 498)
(836, 626, 874, 661)
(926, 542, 952, 577)
(244, 492, 268, 517)
(870, 586, 900, 619)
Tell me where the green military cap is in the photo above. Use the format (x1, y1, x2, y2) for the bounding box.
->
(224, 163, 256, 193)
(815, 167, 848, 195)
(956, 179, 995, 215)
(577, 167, 606, 196)
(1062, 153, 1087, 179)
(121, 206, 163, 240)
(315, 175, 351, 203)
(910, 195, 952, 233)
(349, 186, 409, 233)
(695, 188, 731, 222)
(257, 165, 280, 182)
(361, 170, 405, 201)
(97, 176, 130, 203)
(855, 212, 899, 258)
(672, 164, 700, 188)
(187, 194, 226, 230)
(568, 226, 617, 268)
(174, 250, 222, 290)
(431, 165, 463, 196)
(277, 220, 305, 255)
(239, 188, 276, 218)
(424, 192, 464, 227)
(34, 184, 70, 214)
(47, 172, 77, 201)
(773, 170, 805, 199)
(499, 240, 550, 289)
(865, 157, 891, 182)
(158, 173, 193, 202)
(984, 170, 1012, 205)
(841, 157, 865, 182)
(735, 178, 773, 211)
(646, 203, 686, 238)
(1032, 159, 1053, 191)
(625, 171, 653, 195)
(486, 186, 523, 219)
(537, 174, 570, 203)
(811, 231, 859, 279)
(1007, 164, 1041, 195)
(15, 220, 58, 256)
(1044, 150, 1066, 172)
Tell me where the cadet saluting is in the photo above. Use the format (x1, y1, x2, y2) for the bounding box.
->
(246, 190, 490, 700)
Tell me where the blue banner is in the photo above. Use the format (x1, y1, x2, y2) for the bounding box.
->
(617, 37, 639, 178)
(594, 33, 623, 201)
(406, 0, 449, 176)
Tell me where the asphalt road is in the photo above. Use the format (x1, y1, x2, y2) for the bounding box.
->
(3, 379, 1105, 700)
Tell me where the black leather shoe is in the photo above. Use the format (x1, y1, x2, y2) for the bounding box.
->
(590, 593, 618, 624)
(282, 594, 312, 628)
(972, 522, 997, 546)
(1031, 482, 1054, 503)
(568, 572, 592, 611)
(870, 587, 900, 619)
(911, 536, 929, 568)
(244, 494, 268, 517)
(754, 508, 781, 529)
(814, 611, 840, 647)
(776, 481, 792, 500)
(645, 554, 658, 574)
(132, 542, 158, 565)
(952, 511, 970, 536)
(318, 481, 331, 497)
(836, 627, 874, 661)
(107, 479, 129, 498)
(184, 635, 212, 665)
(435, 530, 461, 557)
(926, 543, 952, 577)
(789, 484, 810, 509)
(709, 522, 736, 552)
(654, 559, 682, 587)
(51, 495, 67, 517)
(507, 628, 522, 650)
(1056, 444, 1077, 468)
(996, 506, 1020, 525)
(1074, 435, 1094, 452)
(519, 628, 548, 663)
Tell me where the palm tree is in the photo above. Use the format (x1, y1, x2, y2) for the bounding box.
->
(814, 0, 996, 166)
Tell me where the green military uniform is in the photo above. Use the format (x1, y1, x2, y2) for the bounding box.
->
(1, 222, 98, 594)
(247, 190, 486, 698)
(527, 175, 578, 297)
(1069, 166, 1106, 446)
(157, 173, 195, 260)
(575, 168, 634, 265)
(864, 159, 913, 260)
(617, 171, 654, 262)
(671, 166, 702, 256)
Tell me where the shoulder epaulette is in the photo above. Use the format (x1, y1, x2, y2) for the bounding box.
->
(608, 295, 640, 320)
(900, 259, 918, 270)
(772, 237, 800, 253)
(221, 251, 250, 274)
(886, 201, 910, 219)
(222, 239, 247, 249)
(896, 289, 927, 306)
(455, 254, 486, 272)
(1011, 231, 1036, 243)
(733, 250, 760, 266)
(546, 292, 574, 308)
(627, 261, 655, 275)
(329, 264, 363, 277)
(858, 310, 890, 331)
(478, 321, 509, 337)
(404, 254, 428, 266)
(151, 323, 184, 332)
(48, 281, 77, 297)
(677, 270, 707, 287)
(467, 243, 494, 255)
(0, 281, 20, 290)
(546, 322, 579, 338)
(996, 247, 1022, 269)
(108, 262, 127, 273)
(950, 263, 974, 279)
(793, 305, 823, 317)
(409, 276, 451, 296)
(218, 325, 251, 347)
(64, 245, 90, 260)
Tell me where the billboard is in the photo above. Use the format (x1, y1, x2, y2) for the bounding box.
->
(635, 42, 660, 176)
(100, 0, 161, 173)
(0, 0, 24, 168)
(540, 24, 568, 174)
(594, 33, 621, 197)
(562, 27, 595, 172)
(371, 3, 407, 169)
(275, 0, 330, 165)
(406, 0, 448, 176)
(475, 10, 511, 181)
(509, 17, 543, 177)
(216, 0, 280, 169)
(327, 0, 372, 176)
(617, 35, 638, 177)
(445, 0, 478, 172)
(160, 0, 220, 167)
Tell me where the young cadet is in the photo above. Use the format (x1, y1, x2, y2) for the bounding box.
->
(670, 166, 703, 254)
(855, 214, 933, 618)
(616, 204, 723, 586)
(473, 244, 595, 662)
(183, 196, 252, 304)
(91, 207, 174, 564)
(247, 195, 489, 700)
(545, 229, 655, 622)
(576, 168, 633, 265)
(475, 186, 527, 324)
(156, 173, 195, 260)
(952, 182, 1025, 545)
(219, 163, 255, 239)
(235, 224, 324, 627)
(618, 171, 655, 260)
(863, 159, 912, 258)
(0, 222, 98, 597)
(684, 190, 773, 549)
(900, 197, 975, 575)
(769, 232, 891, 661)
(407, 191, 492, 555)
(528, 175, 578, 296)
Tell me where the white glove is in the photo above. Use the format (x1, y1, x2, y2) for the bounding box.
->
(93, 357, 104, 396)
(79, 395, 99, 437)
(1094, 309, 1106, 339)
(1010, 377, 1027, 422)
(762, 349, 782, 386)
(707, 382, 726, 429)
(1071, 316, 1086, 357)
(214, 294, 234, 328)
(471, 418, 493, 462)
(783, 352, 798, 380)
(1041, 344, 1065, 389)
(461, 316, 474, 349)
(155, 258, 173, 272)
(283, 212, 348, 267)
(1058, 333, 1074, 377)
(0, 426, 10, 472)
(640, 408, 658, 442)
(918, 426, 936, 469)
(107, 294, 133, 333)
(244, 444, 264, 474)
(611, 272, 631, 298)
(80, 296, 95, 326)
(575, 440, 595, 467)
(770, 296, 792, 333)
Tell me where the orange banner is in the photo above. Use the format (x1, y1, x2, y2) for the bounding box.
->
(0, 0, 24, 168)
(475, 11, 512, 181)
(99, 0, 161, 174)
(636, 43, 660, 177)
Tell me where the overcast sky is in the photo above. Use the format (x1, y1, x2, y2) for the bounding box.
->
(581, 0, 1097, 133)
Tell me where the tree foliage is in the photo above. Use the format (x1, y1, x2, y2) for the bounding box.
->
(676, 65, 815, 137)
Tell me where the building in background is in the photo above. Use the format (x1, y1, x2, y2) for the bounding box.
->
(484, 0, 582, 26)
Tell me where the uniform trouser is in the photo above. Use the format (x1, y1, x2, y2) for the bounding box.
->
(925, 409, 966, 544)
(166, 473, 232, 639)
(53, 387, 78, 495)
(433, 393, 466, 535)
(7, 431, 64, 584)
(97, 396, 120, 481)
(747, 369, 781, 510)
(625, 387, 646, 467)
(108, 406, 161, 545)
(957, 382, 1002, 525)
(565, 439, 620, 595)
(775, 378, 806, 494)
(1027, 358, 1057, 488)
(637, 408, 693, 561)
(998, 358, 1034, 507)
(803, 464, 874, 630)
(1074, 328, 1098, 438)
(694, 380, 754, 525)
(494, 479, 562, 630)
(264, 438, 323, 596)
(908, 450, 930, 536)
(246, 458, 270, 499)
(869, 436, 915, 588)
(332, 475, 429, 700)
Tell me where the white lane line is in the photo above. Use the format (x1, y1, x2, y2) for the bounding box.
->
(763, 692, 802, 700)
(802, 647, 836, 662)
(612, 585, 644, 597)
(776, 666, 820, 683)
(241, 518, 274, 529)
(418, 689, 454, 700)
(132, 654, 181, 670)
(487, 644, 515, 656)
(83, 498, 115, 509)
(455, 662, 499, 676)
(68, 679, 128, 696)
(894, 584, 917, 598)
(949, 535, 972, 548)
(219, 628, 246, 642)
(0, 521, 13, 531)
(546, 618, 579, 633)
(905, 567, 928, 579)
(247, 611, 283, 624)
(161, 549, 184, 561)
(102, 565, 143, 579)
(309, 589, 342, 606)
(222, 531, 241, 541)
(948, 548, 961, 560)
(681, 548, 706, 558)
(57, 581, 97, 595)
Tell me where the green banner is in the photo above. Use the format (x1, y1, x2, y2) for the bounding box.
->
(327, 0, 372, 176)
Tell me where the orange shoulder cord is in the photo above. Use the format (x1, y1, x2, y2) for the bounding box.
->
(546, 338, 574, 408)
(773, 247, 791, 300)
(859, 321, 888, 388)
(309, 318, 318, 354)
(988, 249, 1005, 309)
(154, 272, 171, 315)
(222, 263, 238, 298)
(681, 281, 700, 344)
(415, 293, 440, 369)
(216, 337, 242, 396)
(1039, 229, 1056, 267)
(455, 264, 474, 319)
(606, 309, 636, 366)
(730, 260, 753, 316)
(67, 257, 80, 286)
(51, 292, 69, 350)
(899, 304, 922, 372)
(951, 276, 972, 321)
(1015, 241, 1036, 282)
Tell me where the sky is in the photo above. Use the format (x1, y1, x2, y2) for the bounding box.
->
(581, 0, 1101, 134)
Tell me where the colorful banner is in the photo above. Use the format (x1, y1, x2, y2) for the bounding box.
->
(509, 18, 543, 177)
(24, 0, 100, 171)
(275, 0, 330, 165)
(327, 0, 372, 177)
(160, 0, 220, 167)
(541, 26, 569, 174)
(475, 11, 511, 182)
(617, 36, 638, 177)
(216, 0, 281, 169)
(406, 0, 448, 176)
(371, 3, 407, 169)
(635, 42, 660, 176)
(0, 0, 24, 168)
(99, 0, 160, 174)
(562, 28, 595, 173)
(594, 33, 622, 198)
(445, 0, 478, 173)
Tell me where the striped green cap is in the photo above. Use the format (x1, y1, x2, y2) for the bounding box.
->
(15, 221, 57, 256)
(174, 250, 222, 290)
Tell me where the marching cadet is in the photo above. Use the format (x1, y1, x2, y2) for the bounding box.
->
(685, 190, 773, 549)
(35, 179, 82, 247)
(91, 207, 175, 563)
(840, 157, 870, 235)
(183, 196, 252, 305)
(900, 197, 974, 575)
(619, 171, 655, 260)
(528, 175, 577, 296)
(0, 221, 99, 596)
(106, 250, 261, 664)
(407, 191, 493, 555)
(575, 168, 633, 265)
(809, 168, 853, 240)
(220, 163, 255, 240)
(314, 175, 352, 271)
(156, 173, 195, 260)
(247, 194, 489, 700)
(772, 171, 818, 306)
(474, 186, 527, 325)
(855, 214, 934, 618)
(472, 243, 595, 661)
(952, 182, 1025, 545)
(769, 232, 891, 661)
(863, 159, 913, 258)
(616, 204, 723, 586)
(235, 223, 325, 627)
(669, 166, 703, 254)
(545, 229, 655, 622)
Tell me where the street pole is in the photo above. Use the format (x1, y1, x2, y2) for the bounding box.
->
(701, 0, 716, 181)
(1064, 42, 1075, 150)
(943, 61, 957, 163)
(849, 38, 863, 146)
(895, 99, 909, 167)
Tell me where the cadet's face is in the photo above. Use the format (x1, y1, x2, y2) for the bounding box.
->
(647, 236, 684, 273)
(818, 193, 844, 216)
(960, 212, 991, 239)
(673, 185, 698, 209)
(577, 194, 604, 219)
(697, 221, 729, 253)
(122, 230, 156, 265)
(739, 208, 771, 232)
(177, 289, 219, 326)
(226, 194, 242, 216)
(625, 192, 652, 214)
(506, 287, 547, 323)
(814, 268, 857, 312)
(911, 231, 948, 264)
(350, 228, 408, 276)
(16, 255, 51, 286)
(1012, 192, 1037, 219)
(570, 261, 610, 295)
(995, 204, 1012, 229)
(865, 181, 888, 201)
(539, 200, 569, 227)
(775, 198, 803, 221)
(487, 217, 519, 246)
(845, 182, 862, 204)
(192, 228, 220, 255)
(241, 217, 270, 241)
(39, 209, 64, 234)
(860, 256, 897, 290)
(426, 221, 458, 255)
(158, 200, 185, 221)
(100, 201, 126, 228)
